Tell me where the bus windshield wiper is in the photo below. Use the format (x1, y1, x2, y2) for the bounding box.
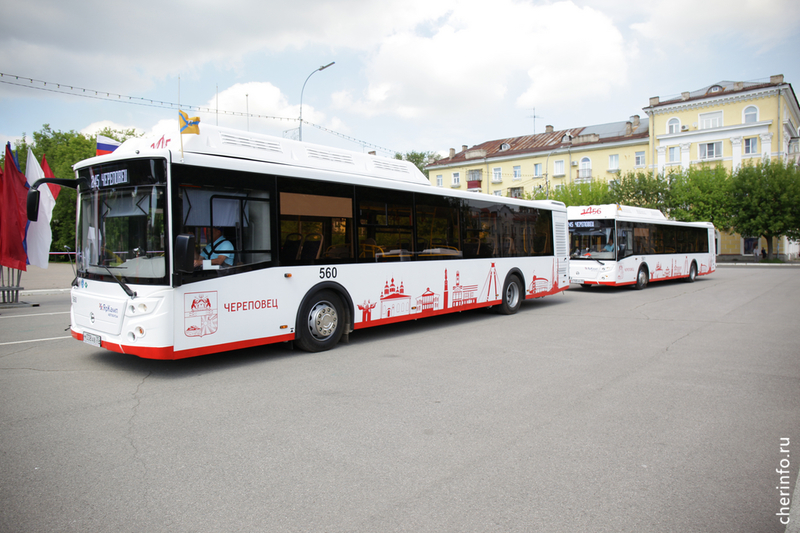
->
(91, 264, 137, 299)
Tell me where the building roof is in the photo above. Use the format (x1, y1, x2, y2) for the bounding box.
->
(645, 75, 791, 109)
(427, 117, 648, 169)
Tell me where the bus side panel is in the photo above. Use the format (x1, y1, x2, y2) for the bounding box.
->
(173, 270, 301, 356)
(171, 255, 568, 356)
(581, 250, 715, 288)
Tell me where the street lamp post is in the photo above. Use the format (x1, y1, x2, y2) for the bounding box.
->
(299, 61, 335, 141)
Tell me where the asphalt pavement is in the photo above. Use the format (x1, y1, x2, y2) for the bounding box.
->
(1, 266, 799, 532)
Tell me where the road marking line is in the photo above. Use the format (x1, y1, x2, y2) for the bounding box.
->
(0, 336, 72, 346)
(0, 312, 70, 319)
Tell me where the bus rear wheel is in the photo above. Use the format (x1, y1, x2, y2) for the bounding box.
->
(634, 266, 649, 290)
(296, 290, 344, 352)
(685, 262, 697, 282)
(497, 275, 523, 315)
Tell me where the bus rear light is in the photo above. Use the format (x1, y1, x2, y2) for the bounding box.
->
(280, 325, 288, 329)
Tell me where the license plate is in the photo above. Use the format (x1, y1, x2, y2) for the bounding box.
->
(571, 279, 584, 284)
(83, 332, 101, 347)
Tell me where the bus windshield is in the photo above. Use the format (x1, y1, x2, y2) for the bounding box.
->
(76, 159, 169, 285)
(570, 219, 616, 260)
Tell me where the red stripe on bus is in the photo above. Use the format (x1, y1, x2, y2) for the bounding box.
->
(72, 329, 295, 360)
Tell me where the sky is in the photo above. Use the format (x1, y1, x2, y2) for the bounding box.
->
(1, 0, 799, 159)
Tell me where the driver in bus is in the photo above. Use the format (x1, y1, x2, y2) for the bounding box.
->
(603, 237, 615, 253)
(194, 227, 234, 267)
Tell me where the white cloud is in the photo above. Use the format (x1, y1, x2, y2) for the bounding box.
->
(80, 121, 143, 137)
(630, 0, 800, 53)
(337, 1, 628, 120)
(0, 0, 445, 87)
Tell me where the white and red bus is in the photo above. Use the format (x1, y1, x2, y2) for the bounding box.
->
(28, 124, 570, 359)
(568, 204, 716, 289)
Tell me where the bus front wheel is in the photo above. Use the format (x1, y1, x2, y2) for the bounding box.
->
(296, 290, 344, 352)
(634, 266, 649, 290)
(497, 275, 523, 315)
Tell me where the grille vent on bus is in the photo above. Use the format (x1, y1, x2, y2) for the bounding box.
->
(306, 148, 355, 165)
(220, 133, 283, 154)
(372, 160, 410, 174)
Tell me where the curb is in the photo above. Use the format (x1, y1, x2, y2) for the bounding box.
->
(19, 288, 72, 297)
(717, 263, 800, 268)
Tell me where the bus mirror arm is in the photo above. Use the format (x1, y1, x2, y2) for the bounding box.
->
(28, 177, 90, 221)
(174, 234, 196, 274)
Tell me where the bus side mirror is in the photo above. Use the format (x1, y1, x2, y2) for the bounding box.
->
(27, 189, 41, 222)
(174, 234, 196, 273)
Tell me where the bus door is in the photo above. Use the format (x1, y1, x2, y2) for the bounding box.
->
(616, 222, 635, 283)
(553, 211, 569, 288)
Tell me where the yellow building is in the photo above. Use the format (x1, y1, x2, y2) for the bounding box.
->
(426, 74, 800, 259)
(427, 119, 649, 198)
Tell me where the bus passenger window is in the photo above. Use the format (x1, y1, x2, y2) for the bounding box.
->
(279, 190, 354, 265)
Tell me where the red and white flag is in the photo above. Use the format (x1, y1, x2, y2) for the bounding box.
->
(24, 148, 60, 269)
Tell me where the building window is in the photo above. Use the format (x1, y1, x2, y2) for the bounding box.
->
(635, 151, 645, 166)
(509, 187, 523, 198)
(744, 106, 758, 124)
(451, 172, 460, 187)
(492, 167, 502, 183)
(513, 165, 521, 180)
(608, 154, 619, 171)
(668, 146, 680, 163)
(700, 142, 722, 160)
(554, 160, 565, 176)
(744, 137, 758, 155)
(668, 118, 680, 134)
(534, 163, 542, 177)
(577, 157, 591, 181)
(699, 111, 722, 130)
(436, 174, 443, 187)
(493, 190, 502, 196)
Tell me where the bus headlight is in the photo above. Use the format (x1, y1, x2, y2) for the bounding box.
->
(126, 298, 160, 317)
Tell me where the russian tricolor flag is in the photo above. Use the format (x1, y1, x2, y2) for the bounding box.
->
(96, 134, 121, 156)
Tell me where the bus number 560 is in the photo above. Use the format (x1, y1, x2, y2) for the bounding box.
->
(319, 267, 337, 279)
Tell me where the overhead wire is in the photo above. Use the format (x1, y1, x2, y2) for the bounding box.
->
(0, 72, 398, 156)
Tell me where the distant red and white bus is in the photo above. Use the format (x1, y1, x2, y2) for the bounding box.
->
(568, 204, 716, 289)
(29, 124, 570, 359)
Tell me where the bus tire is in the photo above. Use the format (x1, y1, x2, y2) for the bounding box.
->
(497, 275, 523, 315)
(295, 290, 344, 352)
(634, 266, 649, 290)
(685, 261, 697, 283)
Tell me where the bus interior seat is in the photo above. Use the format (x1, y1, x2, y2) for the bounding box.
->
(300, 233, 323, 262)
(282, 233, 302, 261)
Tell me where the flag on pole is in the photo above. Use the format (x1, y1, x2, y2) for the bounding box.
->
(96, 134, 121, 156)
(24, 148, 60, 269)
(0, 143, 30, 271)
(179, 110, 200, 135)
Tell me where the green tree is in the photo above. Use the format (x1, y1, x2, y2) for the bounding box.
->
(728, 159, 800, 259)
(395, 151, 441, 178)
(31, 125, 95, 255)
(666, 165, 731, 230)
(610, 170, 669, 210)
(540, 180, 615, 206)
(6, 126, 142, 258)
